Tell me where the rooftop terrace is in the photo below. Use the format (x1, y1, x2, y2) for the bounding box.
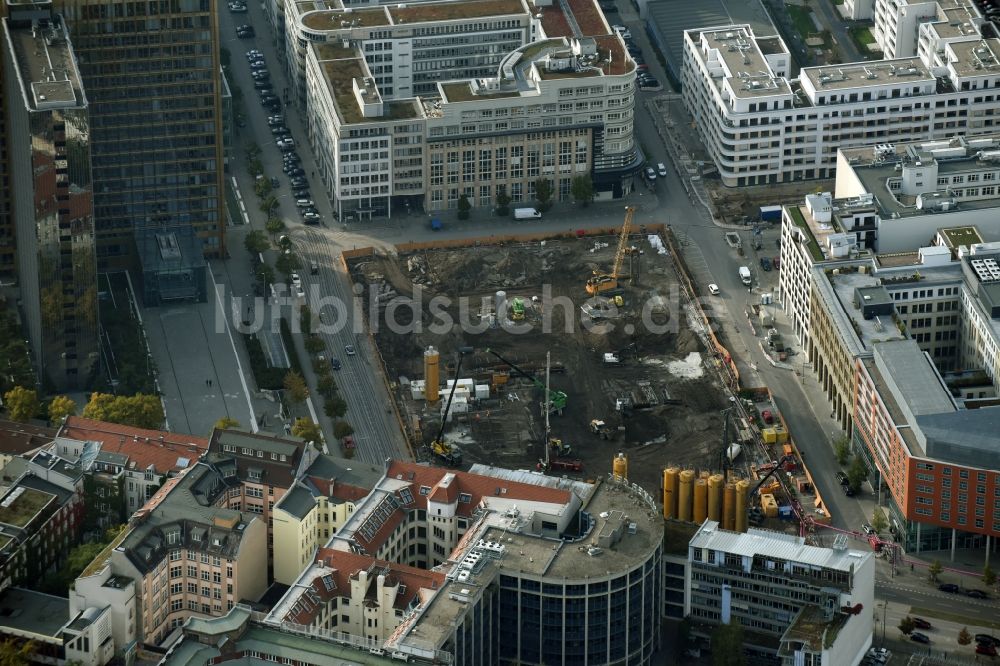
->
(947, 38, 1000, 77)
(0, 486, 55, 528)
(5, 16, 83, 110)
(780, 604, 848, 652)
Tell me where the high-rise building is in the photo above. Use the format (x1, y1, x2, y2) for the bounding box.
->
(55, 0, 225, 274)
(2, 0, 100, 390)
(0, 6, 13, 284)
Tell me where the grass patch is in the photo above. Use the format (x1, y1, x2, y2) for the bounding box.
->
(849, 25, 875, 48)
(98, 273, 157, 394)
(787, 5, 818, 40)
(787, 206, 825, 262)
(909, 606, 1000, 631)
(279, 317, 305, 376)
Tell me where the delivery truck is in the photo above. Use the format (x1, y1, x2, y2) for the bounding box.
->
(514, 207, 542, 220)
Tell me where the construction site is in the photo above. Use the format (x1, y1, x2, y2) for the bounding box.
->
(346, 216, 733, 493)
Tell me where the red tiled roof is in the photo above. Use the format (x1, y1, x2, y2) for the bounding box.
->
(307, 476, 370, 503)
(61, 416, 209, 474)
(0, 418, 56, 456)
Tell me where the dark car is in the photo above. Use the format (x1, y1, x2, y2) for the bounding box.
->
(966, 589, 989, 599)
(843, 486, 856, 497)
(836, 471, 849, 486)
(331, 358, 341, 370)
(253, 80, 271, 90)
(287, 167, 305, 178)
(292, 188, 310, 198)
(270, 177, 280, 189)
(910, 632, 930, 644)
(977, 643, 998, 657)
(760, 257, 772, 271)
(290, 177, 307, 188)
(976, 634, 1000, 647)
(938, 583, 960, 593)
(911, 617, 932, 630)
(271, 125, 288, 135)
(283, 153, 301, 163)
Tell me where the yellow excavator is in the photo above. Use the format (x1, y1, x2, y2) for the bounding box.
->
(586, 206, 635, 296)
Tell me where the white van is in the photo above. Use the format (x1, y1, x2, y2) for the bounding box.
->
(514, 207, 542, 220)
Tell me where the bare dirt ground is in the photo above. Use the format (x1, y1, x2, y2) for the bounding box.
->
(348, 235, 732, 493)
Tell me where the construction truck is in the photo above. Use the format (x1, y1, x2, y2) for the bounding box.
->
(511, 297, 525, 321)
(429, 350, 467, 466)
(586, 207, 635, 295)
(486, 348, 567, 415)
(539, 458, 583, 473)
(549, 437, 572, 457)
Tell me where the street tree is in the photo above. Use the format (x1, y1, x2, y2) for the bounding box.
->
(984, 564, 997, 587)
(3, 386, 38, 422)
(571, 176, 594, 206)
(0, 638, 37, 665)
(928, 560, 943, 582)
(265, 217, 285, 235)
(256, 263, 276, 289)
(324, 396, 347, 419)
(275, 252, 302, 277)
(333, 420, 354, 439)
(898, 616, 915, 636)
(291, 418, 322, 445)
(847, 456, 867, 493)
(253, 177, 271, 198)
(48, 395, 77, 423)
(83, 392, 164, 429)
(534, 178, 553, 211)
(833, 436, 851, 466)
(300, 305, 312, 333)
(495, 186, 511, 216)
(259, 196, 278, 213)
(283, 371, 309, 403)
(244, 229, 270, 255)
(214, 417, 241, 430)
(958, 627, 972, 646)
(710, 623, 746, 666)
(871, 507, 888, 534)
(317, 374, 337, 399)
(304, 335, 326, 355)
(457, 194, 471, 220)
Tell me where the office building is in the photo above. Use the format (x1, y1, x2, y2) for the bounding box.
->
(2, 0, 99, 390)
(0, 13, 12, 284)
(843, 0, 877, 21)
(687, 520, 875, 666)
(854, 339, 1000, 554)
(73, 461, 267, 649)
(56, 0, 226, 272)
(267, 460, 663, 665)
(873, 0, 985, 60)
(271, 455, 382, 585)
(681, 19, 1000, 187)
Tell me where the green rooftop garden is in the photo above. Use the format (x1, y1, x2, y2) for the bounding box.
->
(0, 488, 53, 528)
(941, 226, 982, 248)
(787, 206, 825, 262)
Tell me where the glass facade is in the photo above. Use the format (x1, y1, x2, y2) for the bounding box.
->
(56, 0, 226, 269)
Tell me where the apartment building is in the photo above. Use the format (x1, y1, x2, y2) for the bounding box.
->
(56, 0, 226, 271)
(0, 466, 84, 594)
(873, 0, 984, 60)
(687, 521, 874, 666)
(267, 461, 663, 665)
(271, 455, 382, 585)
(73, 462, 267, 649)
(844, 0, 878, 20)
(2, 1, 100, 390)
(54, 416, 209, 517)
(854, 339, 1000, 554)
(681, 20, 1000, 187)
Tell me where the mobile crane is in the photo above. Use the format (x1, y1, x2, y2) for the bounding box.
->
(430, 350, 466, 466)
(586, 206, 635, 296)
(486, 348, 567, 415)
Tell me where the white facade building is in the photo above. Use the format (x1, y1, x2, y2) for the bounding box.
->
(682, 20, 1000, 187)
(873, 0, 984, 60)
(688, 521, 875, 666)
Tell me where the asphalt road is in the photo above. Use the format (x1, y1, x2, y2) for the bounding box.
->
(813, 0, 866, 64)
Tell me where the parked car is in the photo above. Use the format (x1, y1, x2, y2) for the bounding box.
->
(843, 486, 856, 497)
(612, 25, 631, 39)
(977, 643, 998, 657)
(836, 471, 849, 485)
(761, 409, 774, 424)
(911, 617, 932, 630)
(966, 589, 989, 599)
(760, 256, 772, 271)
(283, 152, 300, 163)
(290, 177, 308, 188)
(657, 162, 668, 177)
(268, 114, 283, 124)
(271, 125, 288, 135)
(938, 583, 960, 593)
(252, 70, 270, 80)
(303, 212, 321, 224)
(861, 523, 876, 536)
(286, 167, 305, 178)
(250, 60, 267, 71)
(253, 80, 271, 90)
(290, 273, 302, 289)
(708, 283, 720, 295)
(292, 188, 310, 198)
(246, 49, 262, 59)
(331, 357, 342, 370)
(228, 1, 247, 11)
(910, 632, 930, 644)
(638, 78, 662, 91)
(236, 26, 254, 38)
(976, 634, 1000, 647)
(310, 260, 319, 275)
(270, 177, 280, 189)
(296, 199, 315, 209)
(644, 166, 656, 181)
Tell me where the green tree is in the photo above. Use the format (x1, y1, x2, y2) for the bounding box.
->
(898, 616, 915, 636)
(317, 374, 337, 399)
(253, 177, 272, 198)
(0, 638, 37, 665)
(324, 396, 347, 419)
(244, 229, 270, 255)
(710, 623, 746, 666)
(833, 436, 851, 465)
(82, 392, 164, 429)
(534, 178, 553, 211)
(48, 395, 77, 423)
(871, 507, 888, 534)
(984, 564, 997, 587)
(248, 159, 263, 177)
(495, 186, 511, 216)
(259, 196, 278, 213)
(265, 217, 286, 235)
(256, 263, 276, 289)
(291, 418, 322, 445)
(276, 252, 302, 277)
(928, 559, 943, 582)
(571, 176, 594, 206)
(333, 420, 354, 439)
(244, 141, 261, 159)
(3, 386, 38, 422)
(457, 193, 471, 220)
(305, 335, 326, 355)
(283, 371, 309, 403)
(214, 417, 241, 430)
(958, 626, 972, 646)
(847, 456, 868, 493)
(300, 305, 312, 333)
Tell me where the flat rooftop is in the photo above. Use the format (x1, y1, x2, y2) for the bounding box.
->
(301, 0, 527, 31)
(801, 58, 934, 92)
(781, 604, 849, 653)
(826, 267, 906, 350)
(0, 486, 55, 528)
(947, 38, 1000, 77)
(787, 204, 841, 262)
(316, 55, 422, 124)
(0, 587, 69, 639)
(689, 26, 791, 99)
(861, 356, 922, 453)
(4, 16, 84, 110)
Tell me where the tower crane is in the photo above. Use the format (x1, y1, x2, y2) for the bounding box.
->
(586, 206, 635, 295)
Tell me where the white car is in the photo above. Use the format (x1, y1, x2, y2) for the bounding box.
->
(294, 284, 305, 299)
(345, 345, 356, 356)
(613, 25, 631, 39)
(657, 162, 668, 177)
(708, 283, 720, 295)
(290, 273, 302, 289)
(644, 166, 656, 181)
